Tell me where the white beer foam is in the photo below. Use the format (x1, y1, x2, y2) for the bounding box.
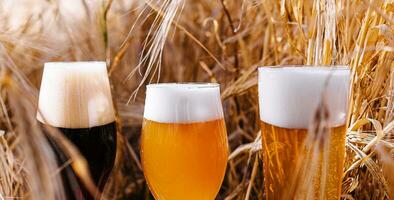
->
(258, 66, 350, 129)
(144, 83, 224, 123)
(37, 62, 115, 128)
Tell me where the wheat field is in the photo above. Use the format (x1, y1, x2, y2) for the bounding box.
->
(0, 0, 393, 199)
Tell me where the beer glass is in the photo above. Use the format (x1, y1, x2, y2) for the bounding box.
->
(141, 83, 228, 200)
(258, 66, 350, 199)
(37, 62, 117, 199)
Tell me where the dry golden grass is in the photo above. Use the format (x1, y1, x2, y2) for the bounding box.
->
(0, 0, 393, 199)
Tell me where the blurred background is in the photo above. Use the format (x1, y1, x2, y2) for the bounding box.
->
(0, 0, 393, 199)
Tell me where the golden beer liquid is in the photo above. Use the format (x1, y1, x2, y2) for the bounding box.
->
(141, 118, 228, 200)
(260, 121, 346, 200)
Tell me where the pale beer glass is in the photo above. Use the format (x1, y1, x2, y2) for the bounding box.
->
(141, 83, 228, 200)
(258, 66, 350, 199)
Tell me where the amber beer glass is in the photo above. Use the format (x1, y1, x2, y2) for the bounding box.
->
(141, 83, 228, 200)
(258, 66, 350, 199)
(37, 62, 116, 200)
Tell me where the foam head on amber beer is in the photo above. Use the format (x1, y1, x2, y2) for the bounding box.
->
(37, 61, 115, 128)
(144, 83, 224, 123)
(258, 66, 350, 129)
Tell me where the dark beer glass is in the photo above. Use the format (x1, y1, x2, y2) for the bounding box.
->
(37, 62, 117, 200)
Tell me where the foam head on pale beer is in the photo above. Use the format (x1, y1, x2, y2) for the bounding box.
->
(258, 66, 350, 129)
(37, 61, 115, 128)
(141, 83, 228, 200)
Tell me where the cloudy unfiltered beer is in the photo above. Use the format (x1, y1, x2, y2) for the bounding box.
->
(141, 84, 228, 200)
(258, 67, 350, 200)
(37, 62, 116, 200)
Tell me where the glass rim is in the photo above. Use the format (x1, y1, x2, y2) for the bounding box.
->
(146, 82, 220, 89)
(44, 61, 107, 70)
(45, 61, 106, 64)
(258, 65, 349, 71)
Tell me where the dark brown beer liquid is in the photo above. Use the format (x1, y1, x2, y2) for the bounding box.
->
(46, 122, 117, 200)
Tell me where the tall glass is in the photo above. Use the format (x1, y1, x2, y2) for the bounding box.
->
(258, 66, 350, 199)
(37, 62, 117, 199)
(141, 83, 228, 200)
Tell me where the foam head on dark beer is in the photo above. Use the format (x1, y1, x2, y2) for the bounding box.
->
(144, 83, 224, 123)
(258, 66, 350, 129)
(37, 62, 115, 128)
